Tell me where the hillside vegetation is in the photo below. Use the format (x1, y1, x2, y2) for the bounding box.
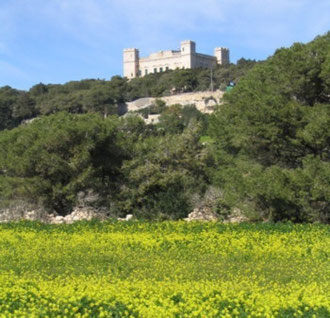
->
(0, 58, 257, 131)
(0, 33, 329, 222)
(208, 32, 330, 222)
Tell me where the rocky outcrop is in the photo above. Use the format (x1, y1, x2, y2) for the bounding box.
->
(0, 206, 137, 224)
(184, 206, 248, 223)
(117, 214, 133, 221)
(223, 208, 248, 223)
(0, 206, 49, 223)
(184, 207, 219, 222)
(126, 90, 223, 114)
(48, 207, 107, 224)
(0, 206, 108, 224)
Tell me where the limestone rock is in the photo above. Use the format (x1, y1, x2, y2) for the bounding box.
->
(49, 207, 106, 224)
(0, 207, 50, 223)
(52, 216, 65, 224)
(118, 214, 133, 221)
(223, 208, 248, 223)
(126, 90, 223, 114)
(184, 207, 219, 222)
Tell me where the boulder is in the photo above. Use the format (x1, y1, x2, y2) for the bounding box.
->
(52, 216, 65, 224)
(48, 207, 106, 224)
(184, 207, 219, 222)
(118, 214, 133, 221)
(223, 208, 248, 223)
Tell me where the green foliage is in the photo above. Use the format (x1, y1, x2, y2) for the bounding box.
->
(157, 104, 208, 135)
(0, 34, 328, 223)
(118, 124, 210, 219)
(36, 78, 128, 117)
(0, 112, 125, 214)
(0, 86, 21, 130)
(0, 59, 258, 132)
(125, 61, 258, 100)
(12, 92, 37, 121)
(209, 32, 330, 222)
(137, 99, 167, 118)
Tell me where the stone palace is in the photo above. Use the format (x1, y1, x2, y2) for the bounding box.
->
(123, 40, 229, 79)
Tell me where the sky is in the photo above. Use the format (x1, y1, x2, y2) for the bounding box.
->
(0, 0, 329, 91)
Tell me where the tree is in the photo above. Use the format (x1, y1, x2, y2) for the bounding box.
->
(208, 32, 330, 222)
(0, 112, 125, 214)
(0, 86, 21, 130)
(12, 93, 37, 121)
(117, 124, 210, 219)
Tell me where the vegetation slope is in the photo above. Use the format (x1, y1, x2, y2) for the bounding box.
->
(0, 33, 329, 222)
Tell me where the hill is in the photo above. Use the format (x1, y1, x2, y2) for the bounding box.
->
(0, 58, 258, 131)
(209, 32, 330, 222)
(0, 33, 329, 222)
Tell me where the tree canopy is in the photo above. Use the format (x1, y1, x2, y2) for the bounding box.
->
(0, 60, 258, 131)
(209, 32, 330, 222)
(0, 33, 329, 223)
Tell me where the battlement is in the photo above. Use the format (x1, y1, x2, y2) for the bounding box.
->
(123, 41, 230, 79)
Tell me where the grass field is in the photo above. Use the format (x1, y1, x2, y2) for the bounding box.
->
(0, 221, 329, 317)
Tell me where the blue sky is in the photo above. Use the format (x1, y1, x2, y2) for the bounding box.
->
(1, 0, 329, 91)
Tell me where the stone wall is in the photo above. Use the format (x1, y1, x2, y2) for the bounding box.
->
(126, 90, 223, 114)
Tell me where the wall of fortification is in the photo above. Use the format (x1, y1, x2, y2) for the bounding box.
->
(126, 90, 224, 114)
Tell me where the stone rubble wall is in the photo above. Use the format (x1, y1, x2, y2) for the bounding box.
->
(0, 207, 105, 224)
(0, 206, 246, 224)
(126, 90, 223, 114)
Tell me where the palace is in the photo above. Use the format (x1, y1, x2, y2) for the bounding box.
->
(123, 40, 229, 79)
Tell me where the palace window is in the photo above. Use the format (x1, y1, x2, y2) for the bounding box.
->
(154, 68, 157, 73)
(160, 67, 163, 72)
(145, 69, 148, 75)
(166, 67, 169, 71)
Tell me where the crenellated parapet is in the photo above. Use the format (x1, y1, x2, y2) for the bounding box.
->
(123, 41, 229, 79)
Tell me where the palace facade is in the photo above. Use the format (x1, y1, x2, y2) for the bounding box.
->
(123, 40, 229, 79)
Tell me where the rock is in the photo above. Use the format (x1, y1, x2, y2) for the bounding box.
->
(224, 215, 247, 223)
(118, 214, 133, 221)
(125, 214, 133, 221)
(184, 207, 219, 222)
(52, 216, 65, 224)
(48, 207, 106, 224)
(0, 204, 107, 224)
(0, 206, 50, 223)
(21, 117, 38, 125)
(126, 90, 223, 114)
(24, 211, 38, 221)
(223, 208, 248, 223)
(0, 209, 14, 223)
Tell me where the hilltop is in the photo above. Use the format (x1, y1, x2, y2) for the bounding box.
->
(0, 58, 258, 131)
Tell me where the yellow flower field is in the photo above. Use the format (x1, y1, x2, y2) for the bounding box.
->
(0, 221, 329, 317)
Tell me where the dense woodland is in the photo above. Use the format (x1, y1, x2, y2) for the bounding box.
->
(0, 33, 329, 222)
